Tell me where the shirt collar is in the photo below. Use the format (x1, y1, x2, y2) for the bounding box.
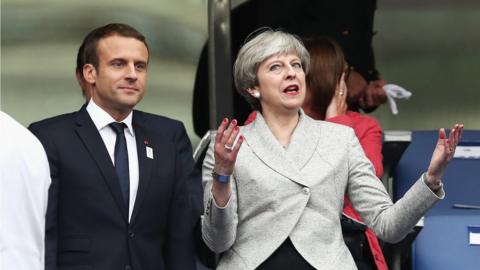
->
(86, 98, 134, 136)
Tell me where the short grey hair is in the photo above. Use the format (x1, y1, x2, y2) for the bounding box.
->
(233, 29, 310, 111)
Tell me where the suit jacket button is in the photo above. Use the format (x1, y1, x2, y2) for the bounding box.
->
(129, 231, 135, 238)
(125, 265, 132, 270)
(302, 187, 310, 195)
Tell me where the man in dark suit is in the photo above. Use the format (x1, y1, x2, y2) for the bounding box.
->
(29, 23, 202, 270)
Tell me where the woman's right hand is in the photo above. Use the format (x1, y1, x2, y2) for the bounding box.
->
(213, 118, 243, 175)
(326, 73, 348, 119)
(211, 118, 243, 206)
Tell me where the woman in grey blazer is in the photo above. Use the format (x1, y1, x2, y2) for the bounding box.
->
(201, 30, 463, 270)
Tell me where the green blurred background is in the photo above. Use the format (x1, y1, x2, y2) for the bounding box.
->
(2, 0, 479, 146)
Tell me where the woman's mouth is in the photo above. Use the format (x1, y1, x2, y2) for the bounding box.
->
(283, 85, 299, 96)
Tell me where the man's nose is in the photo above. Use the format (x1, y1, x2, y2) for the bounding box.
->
(125, 64, 138, 81)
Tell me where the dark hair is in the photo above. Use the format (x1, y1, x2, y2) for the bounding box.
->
(303, 37, 346, 120)
(76, 23, 149, 80)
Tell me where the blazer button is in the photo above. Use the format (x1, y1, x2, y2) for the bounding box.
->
(128, 231, 135, 239)
(125, 265, 132, 270)
(302, 187, 310, 195)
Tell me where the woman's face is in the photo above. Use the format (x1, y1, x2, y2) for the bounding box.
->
(253, 53, 306, 114)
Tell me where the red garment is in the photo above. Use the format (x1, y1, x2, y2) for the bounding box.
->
(244, 111, 388, 270)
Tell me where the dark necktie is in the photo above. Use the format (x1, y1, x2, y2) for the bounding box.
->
(109, 122, 130, 209)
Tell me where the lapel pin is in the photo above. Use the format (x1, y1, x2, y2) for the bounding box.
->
(146, 146, 154, 159)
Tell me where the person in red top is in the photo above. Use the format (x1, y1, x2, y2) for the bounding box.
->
(244, 37, 386, 270)
(304, 37, 386, 270)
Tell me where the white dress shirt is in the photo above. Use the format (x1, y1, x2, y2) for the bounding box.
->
(86, 100, 139, 221)
(0, 111, 51, 270)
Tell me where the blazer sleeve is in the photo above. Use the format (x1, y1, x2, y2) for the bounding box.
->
(345, 129, 443, 243)
(164, 122, 201, 270)
(355, 116, 383, 178)
(327, 113, 383, 177)
(29, 123, 59, 270)
(201, 133, 239, 253)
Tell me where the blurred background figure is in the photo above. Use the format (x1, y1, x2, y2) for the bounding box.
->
(2, 0, 478, 144)
(0, 111, 51, 270)
(193, 0, 387, 137)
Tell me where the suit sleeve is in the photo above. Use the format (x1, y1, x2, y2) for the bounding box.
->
(29, 123, 59, 270)
(164, 122, 202, 270)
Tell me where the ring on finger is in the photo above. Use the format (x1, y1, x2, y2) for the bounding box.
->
(224, 144, 234, 151)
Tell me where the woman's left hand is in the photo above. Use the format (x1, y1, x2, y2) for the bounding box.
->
(426, 124, 464, 185)
(326, 73, 348, 118)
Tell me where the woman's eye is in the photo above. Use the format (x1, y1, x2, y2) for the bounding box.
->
(269, 64, 281, 71)
(292, 62, 302, 69)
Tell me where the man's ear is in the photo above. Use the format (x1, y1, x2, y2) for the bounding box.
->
(83, 64, 97, 84)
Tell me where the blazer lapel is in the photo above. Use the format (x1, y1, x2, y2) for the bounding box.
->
(286, 110, 321, 171)
(130, 113, 154, 224)
(243, 112, 310, 187)
(74, 107, 128, 221)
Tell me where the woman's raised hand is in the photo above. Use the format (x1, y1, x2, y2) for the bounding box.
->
(426, 124, 464, 186)
(213, 118, 244, 176)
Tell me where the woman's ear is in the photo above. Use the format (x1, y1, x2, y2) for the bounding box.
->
(83, 64, 97, 84)
(247, 87, 261, 99)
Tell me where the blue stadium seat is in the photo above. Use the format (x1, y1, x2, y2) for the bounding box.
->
(393, 130, 480, 270)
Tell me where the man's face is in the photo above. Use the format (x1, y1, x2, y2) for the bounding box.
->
(346, 70, 367, 102)
(86, 35, 148, 116)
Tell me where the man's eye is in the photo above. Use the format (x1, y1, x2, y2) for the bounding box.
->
(112, 62, 123, 67)
(135, 63, 147, 71)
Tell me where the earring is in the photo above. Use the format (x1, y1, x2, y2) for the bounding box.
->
(253, 91, 261, 98)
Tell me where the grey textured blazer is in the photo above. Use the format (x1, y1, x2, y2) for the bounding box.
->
(202, 111, 442, 270)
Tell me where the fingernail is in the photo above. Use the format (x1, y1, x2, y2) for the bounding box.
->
(232, 119, 237, 125)
(235, 126, 239, 131)
(223, 118, 228, 123)
(240, 135, 244, 141)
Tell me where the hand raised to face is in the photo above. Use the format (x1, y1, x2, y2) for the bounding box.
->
(326, 73, 348, 119)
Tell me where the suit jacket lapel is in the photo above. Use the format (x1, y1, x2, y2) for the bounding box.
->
(74, 107, 128, 222)
(130, 113, 154, 224)
(243, 111, 314, 187)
